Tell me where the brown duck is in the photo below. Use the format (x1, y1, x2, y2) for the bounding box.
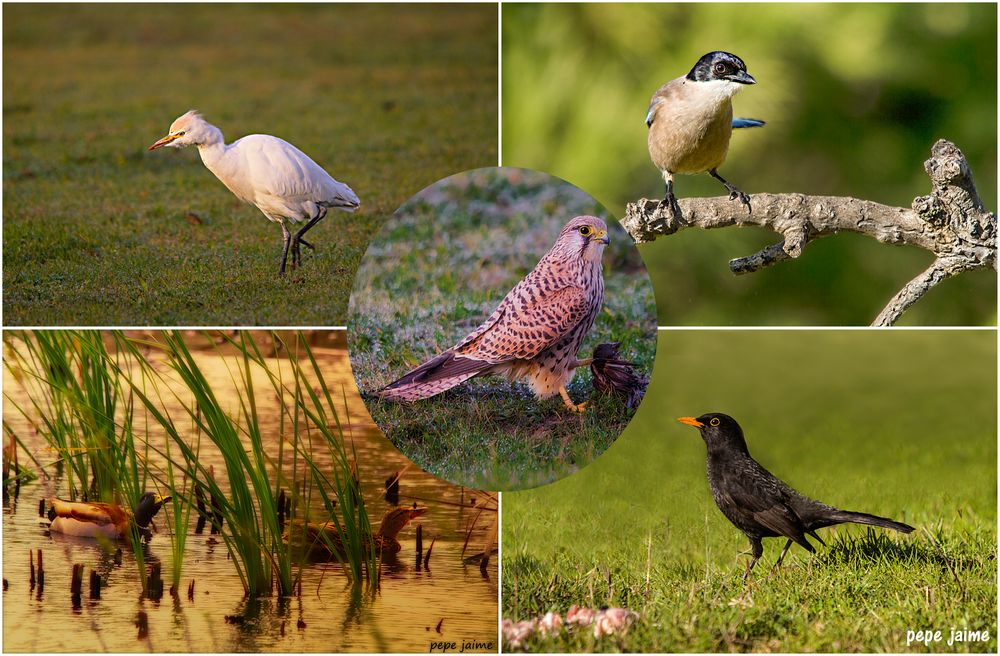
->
(285, 506, 427, 559)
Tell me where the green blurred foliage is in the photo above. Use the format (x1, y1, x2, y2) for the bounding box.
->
(3, 4, 497, 325)
(503, 3, 997, 325)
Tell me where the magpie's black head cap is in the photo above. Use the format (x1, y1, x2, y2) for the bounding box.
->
(687, 51, 755, 84)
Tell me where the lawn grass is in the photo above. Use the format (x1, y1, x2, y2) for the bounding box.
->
(3, 4, 497, 326)
(348, 169, 658, 490)
(503, 330, 997, 651)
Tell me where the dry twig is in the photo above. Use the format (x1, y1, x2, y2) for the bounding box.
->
(622, 140, 996, 326)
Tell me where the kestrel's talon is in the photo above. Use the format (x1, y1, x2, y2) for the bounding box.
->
(559, 387, 587, 413)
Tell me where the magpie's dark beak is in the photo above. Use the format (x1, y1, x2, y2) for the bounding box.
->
(732, 70, 756, 85)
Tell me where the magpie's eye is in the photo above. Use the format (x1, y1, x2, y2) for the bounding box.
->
(713, 62, 727, 75)
(709, 417, 721, 427)
(579, 225, 593, 237)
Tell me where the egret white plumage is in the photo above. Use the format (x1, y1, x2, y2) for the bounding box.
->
(148, 110, 360, 275)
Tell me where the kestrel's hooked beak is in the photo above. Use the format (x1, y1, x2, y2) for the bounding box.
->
(594, 229, 609, 245)
(677, 416, 705, 428)
(148, 133, 181, 151)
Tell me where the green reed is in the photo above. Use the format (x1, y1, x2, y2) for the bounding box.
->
(3, 331, 156, 590)
(228, 332, 378, 585)
(115, 330, 377, 595)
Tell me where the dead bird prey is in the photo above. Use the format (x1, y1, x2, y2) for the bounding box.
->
(580, 342, 648, 409)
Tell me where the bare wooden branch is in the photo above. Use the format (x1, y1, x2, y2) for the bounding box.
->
(622, 140, 996, 325)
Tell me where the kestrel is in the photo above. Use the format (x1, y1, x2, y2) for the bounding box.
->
(378, 216, 609, 412)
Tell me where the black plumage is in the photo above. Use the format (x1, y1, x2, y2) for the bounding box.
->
(678, 413, 915, 580)
(588, 342, 647, 409)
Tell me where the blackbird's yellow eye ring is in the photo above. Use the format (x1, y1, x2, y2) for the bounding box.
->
(578, 225, 593, 237)
(709, 417, 721, 427)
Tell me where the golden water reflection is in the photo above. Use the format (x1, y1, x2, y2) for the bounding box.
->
(2, 331, 498, 652)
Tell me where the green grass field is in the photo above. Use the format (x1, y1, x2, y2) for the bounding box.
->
(503, 330, 997, 651)
(3, 5, 497, 325)
(348, 169, 658, 490)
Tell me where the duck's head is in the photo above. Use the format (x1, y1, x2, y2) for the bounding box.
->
(134, 491, 172, 528)
(378, 505, 428, 540)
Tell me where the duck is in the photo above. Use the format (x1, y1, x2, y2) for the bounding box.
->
(285, 505, 427, 559)
(47, 492, 171, 541)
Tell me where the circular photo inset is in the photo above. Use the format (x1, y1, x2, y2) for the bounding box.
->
(348, 167, 657, 490)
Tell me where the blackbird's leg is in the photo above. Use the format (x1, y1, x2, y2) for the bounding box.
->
(743, 538, 764, 583)
(807, 530, 826, 547)
(769, 539, 793, 577)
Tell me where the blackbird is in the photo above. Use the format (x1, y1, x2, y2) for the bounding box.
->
(678, 413, 915, 580)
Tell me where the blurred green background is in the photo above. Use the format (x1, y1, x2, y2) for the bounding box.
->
(4, 4, 497, 325)
(502, 4, 997, 325)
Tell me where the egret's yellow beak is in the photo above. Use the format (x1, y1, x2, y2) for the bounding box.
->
(677, 416, 705, 428)
(148, 133, 181, 151)
(595, 230, 609, 245)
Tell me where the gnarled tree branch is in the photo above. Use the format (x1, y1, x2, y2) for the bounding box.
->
(622, 140, 996, 326)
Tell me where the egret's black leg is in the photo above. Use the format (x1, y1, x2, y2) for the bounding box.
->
(709, 169, 752, 213)
(291, 207, 327, 269)
(279, 224, 292, 276)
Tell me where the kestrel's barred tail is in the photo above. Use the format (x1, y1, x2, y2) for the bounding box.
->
(376, 216, 610, 411)
(378, 351, 493, 401)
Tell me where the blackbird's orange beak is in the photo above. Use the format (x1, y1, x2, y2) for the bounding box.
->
(677, 416, 705, 428)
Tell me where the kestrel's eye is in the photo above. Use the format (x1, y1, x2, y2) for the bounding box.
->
(709, 417, 721, 427)
(579, 225, 593, 237)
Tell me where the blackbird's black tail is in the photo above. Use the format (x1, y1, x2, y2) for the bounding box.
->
(829, 510, 914, 533)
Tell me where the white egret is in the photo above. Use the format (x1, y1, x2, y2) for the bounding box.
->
(148, 110, 360, 275)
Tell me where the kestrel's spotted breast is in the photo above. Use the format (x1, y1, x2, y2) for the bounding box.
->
(378, 216, 609, 410)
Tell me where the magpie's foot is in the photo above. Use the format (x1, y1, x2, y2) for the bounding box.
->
(657, 192, 682, 219)
(725, 186, 752, 214)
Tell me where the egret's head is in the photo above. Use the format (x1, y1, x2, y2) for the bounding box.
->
(148, 110, 220, 150)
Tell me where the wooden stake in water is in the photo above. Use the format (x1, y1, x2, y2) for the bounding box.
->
(89, 570, 101, 599)
(71, 563, 83, 608)
(36, 549, 44, 590)
(416, 524, 423, 570)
